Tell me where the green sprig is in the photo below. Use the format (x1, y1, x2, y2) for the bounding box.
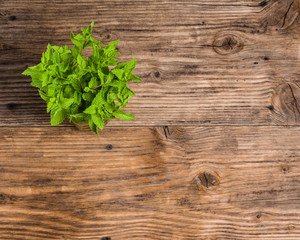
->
(23, 21, 142, 135)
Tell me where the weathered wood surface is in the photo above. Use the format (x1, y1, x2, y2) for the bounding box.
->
(1, 0, 300, 126)
(1, 0, 300, 239)
(1, 126, 300, 240)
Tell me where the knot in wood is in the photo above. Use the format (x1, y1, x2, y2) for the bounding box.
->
(106, 144, 113, 150)
(262, 0, 300, 30)
(194, 172, 219, 190)
(213, 34, 243, 55)
(100, 30, 116, 42)
(0, 10, 8, 16)
(271, 83, 300, 124)
(6, 102, 17, 110)
(0, 193, 16, 204)
(151, 70, 162, 81)
(0, 43, 11, 51)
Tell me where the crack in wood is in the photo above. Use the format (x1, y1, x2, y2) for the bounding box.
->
(271, 83, 300, 124)
(288, 83, 300, 121)
(163, 126, 170, 139)
(281, 0, 294, 28)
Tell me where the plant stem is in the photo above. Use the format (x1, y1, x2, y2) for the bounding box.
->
(90, 84, 102, 90)
(77, 70, 83, 90)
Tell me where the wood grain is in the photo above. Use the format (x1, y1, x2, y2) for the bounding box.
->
(1, 0, 300, 239)
(1, 0, 300, 126)
(0, 126, 300, 239)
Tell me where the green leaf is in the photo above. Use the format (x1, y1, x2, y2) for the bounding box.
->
(77, 55, 86, 69)
(45, 44, 53, 62)
(97, 70, 105, 85)
(89, 77, 98, 88)
(111, 69, 124, 80)
(92, 113, 104, 130)
(64, 85, 74, 98)
(88, 21, 94, 35)
(128, 73, 142, 82)
(47, 84, 56, 96)
(47, 101, 55, 113)
(73, 91, 82, 105)
(82, 92, 94, 102)
(50, 106, 66, 126)
(52, 51, 60, 64)
(88, 117, 97, 134)
(41, 72, 49, 87)
(23, 64, 45, 88)
(104, 102, 114, 113)
(92, 91, 104, 105)
(123, 58, 136, 75)
(68, 74, 82, 92)
(84, 105, 97, 114)
(112, 109, 134, 121)
(105, 40, 119, 53)
(107, 91, 118, 103)
(60, 95, 74, 109)
(70, 113, 87, 122)
(70, 32, 84, 49)
(39, 91, 49, 101)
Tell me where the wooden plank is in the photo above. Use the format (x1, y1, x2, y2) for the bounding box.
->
(0, 126, 300, 239)
(1, 0, 300, 126)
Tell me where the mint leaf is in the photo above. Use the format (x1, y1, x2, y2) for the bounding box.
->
(128, 73, 142, 82)
(77, 55, 86, 69)
(88, 77, 98, 88)
(84, 105, 97, 114)
(70, 32, 84, 48)
(92, 91, 104, 105)
(70, 113, 87, 122)
(113, 109, 134, 121)
(111, 69, 124, 80)
(92, 113, 105, 130)
(88, 117, 97, 134)
(60, 95, 74, 109)
(39, 91, 49, 101)
(50, 106, 66, 125)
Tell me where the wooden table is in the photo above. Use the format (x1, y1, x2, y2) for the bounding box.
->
(1, 0, 300, 239)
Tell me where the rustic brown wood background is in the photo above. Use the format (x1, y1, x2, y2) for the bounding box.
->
(1, 0, 300, 239)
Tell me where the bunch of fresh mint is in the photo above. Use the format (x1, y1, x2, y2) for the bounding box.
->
(23, 22, 141, 135)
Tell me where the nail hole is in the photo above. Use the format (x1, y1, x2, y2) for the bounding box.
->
(256, 213, 261, 219)
(264, 57, 269, 60)
(9, 15, 16, 21)
(106, 144, 113, 150)
(282, 166, 288, 173)
(254, 62, 258, 64)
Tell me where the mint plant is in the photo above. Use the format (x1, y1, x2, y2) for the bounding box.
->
(23, 22, 141, 135)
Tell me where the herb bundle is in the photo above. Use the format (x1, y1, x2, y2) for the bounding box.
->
(23, 22, 141, 135)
